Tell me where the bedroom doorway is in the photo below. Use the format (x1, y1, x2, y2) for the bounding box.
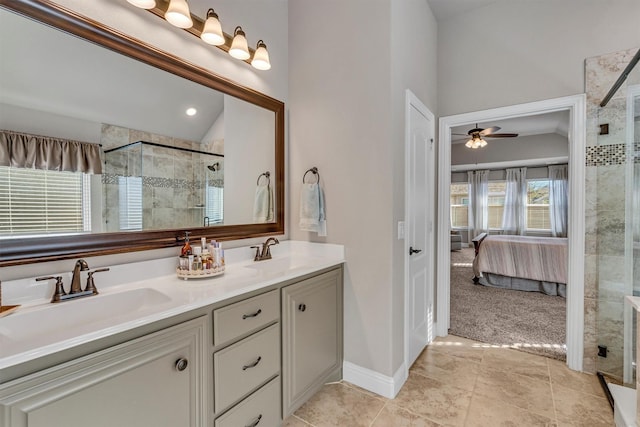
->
(436, 95, 587, 371)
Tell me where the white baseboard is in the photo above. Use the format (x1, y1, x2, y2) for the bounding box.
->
(342, 361, 408, 399)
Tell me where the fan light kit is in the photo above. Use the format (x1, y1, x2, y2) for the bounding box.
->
(455, 124, 519, 149)
(126, 0, 271, 71)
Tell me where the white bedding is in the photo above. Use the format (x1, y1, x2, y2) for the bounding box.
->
(473, 235, 568, 284)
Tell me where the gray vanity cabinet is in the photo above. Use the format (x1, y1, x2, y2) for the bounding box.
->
(282, 268, 343, 417)
(0, 316, 206, 427)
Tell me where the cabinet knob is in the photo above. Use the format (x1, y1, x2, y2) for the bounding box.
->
(298, 303, 306, 312)
(245, 414, 262, 427)
(175, 358, 188, 372)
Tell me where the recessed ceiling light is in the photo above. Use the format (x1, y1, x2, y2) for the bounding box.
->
(186, 107, 197, 116)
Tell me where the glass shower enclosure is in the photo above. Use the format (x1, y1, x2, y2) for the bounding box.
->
(103, 141, 224, 232)
(592, 48, 640, 386)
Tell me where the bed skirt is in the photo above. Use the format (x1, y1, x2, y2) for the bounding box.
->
(477, 272, 566, 298)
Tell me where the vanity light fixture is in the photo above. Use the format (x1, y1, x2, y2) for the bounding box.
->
(251, 40, 271, 70)
(200, 9, 225, 46)
(126, 1, 271, 70)
(127, 0, 156, 9)
(229, 26, 250, 60)
(165, 0, 193, 29)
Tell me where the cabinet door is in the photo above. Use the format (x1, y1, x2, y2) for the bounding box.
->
(0, 316, 206, 427)
(282, 269, 343, 417)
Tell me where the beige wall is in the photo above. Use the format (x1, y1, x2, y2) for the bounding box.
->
(437, 0, 640, 117)
(289, 0, 438, 377)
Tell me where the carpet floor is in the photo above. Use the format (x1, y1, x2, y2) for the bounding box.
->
(449, 247, 567, 361)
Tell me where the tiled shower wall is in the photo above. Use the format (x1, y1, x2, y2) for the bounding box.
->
(101, 124, 224, 231)
(584, 47, 639, 378)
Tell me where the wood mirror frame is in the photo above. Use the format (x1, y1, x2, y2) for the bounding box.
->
(0, 0, 285, 267)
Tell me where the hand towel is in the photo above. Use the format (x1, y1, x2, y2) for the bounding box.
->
(253, 183, 273, 223)
(299, 182, 327, 236)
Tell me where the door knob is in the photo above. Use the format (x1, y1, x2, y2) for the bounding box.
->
(409, 247, 422, 255)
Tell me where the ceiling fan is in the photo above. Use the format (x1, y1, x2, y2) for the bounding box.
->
(454, 124, 519, 149)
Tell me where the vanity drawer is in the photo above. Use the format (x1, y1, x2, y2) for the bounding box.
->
(214, 323, 280, 413)
(214, 376, 281, 427)
(213, 289, 279, 346)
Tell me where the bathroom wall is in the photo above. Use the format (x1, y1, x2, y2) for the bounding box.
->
(437, 0, 640, 117)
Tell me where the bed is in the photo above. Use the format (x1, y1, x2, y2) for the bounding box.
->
(472, 233, 568, 297)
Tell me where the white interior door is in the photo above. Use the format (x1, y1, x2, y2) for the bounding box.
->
(405, 90, 435, 369)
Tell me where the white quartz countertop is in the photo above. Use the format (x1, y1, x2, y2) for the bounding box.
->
(0, 241, 344, 371)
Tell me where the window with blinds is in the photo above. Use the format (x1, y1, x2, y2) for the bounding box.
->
(0, 166, 91, 236)
(118, 176, 142, 230)
(206, 185, 223, 224)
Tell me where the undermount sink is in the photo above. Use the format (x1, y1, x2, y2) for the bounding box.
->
(244, 257, 314, 274)
(0, 288, 172, 343)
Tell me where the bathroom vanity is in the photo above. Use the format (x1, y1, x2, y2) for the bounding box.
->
(0, 242, 344, 426)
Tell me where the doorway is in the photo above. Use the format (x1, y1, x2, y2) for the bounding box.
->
(436, 95, 587, 371)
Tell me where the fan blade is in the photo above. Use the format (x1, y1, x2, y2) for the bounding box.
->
(479, 126, 501, 136)
(452, 133, 468, 136)
(485, 133, 519, 138)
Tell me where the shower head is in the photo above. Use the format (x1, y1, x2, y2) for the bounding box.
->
(207, 162, 219, 172)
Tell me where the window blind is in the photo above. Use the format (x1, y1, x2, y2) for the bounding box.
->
(206, 185, 223, 224)
(118, 176, 142, 230)
(0, 166, 90, 235)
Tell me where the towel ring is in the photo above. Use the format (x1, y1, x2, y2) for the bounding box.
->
(257, 171, 270, 186)
(303, 167, 320, 184)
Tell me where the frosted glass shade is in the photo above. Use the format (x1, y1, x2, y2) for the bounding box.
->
(201, 9, 225, 46)
(229, 27, 250, 60)
(127, 0, 156, 9)
(251, 40, 271, 70)
(165, 0, 193, 29)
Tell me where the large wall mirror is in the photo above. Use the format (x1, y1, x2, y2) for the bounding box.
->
(0, 0, 284, 266)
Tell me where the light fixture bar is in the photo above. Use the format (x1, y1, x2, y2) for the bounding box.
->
(146, 0, 256, 64)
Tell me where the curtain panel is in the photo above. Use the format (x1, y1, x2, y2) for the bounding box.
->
(467, 170, 489, 243)
(502, 167, 527, 235)
(549, 164, 568, 237)
(0, 130, 102, 174)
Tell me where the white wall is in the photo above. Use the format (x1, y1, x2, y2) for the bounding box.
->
(2, 0, 289, 281)
(451, 133, 568, 166)
(224, 96, 275, 225)
(437, 0, 640, 116)
(289, 0, 438, 382)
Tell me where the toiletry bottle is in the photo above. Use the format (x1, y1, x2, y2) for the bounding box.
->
(181, 231, 192, 256)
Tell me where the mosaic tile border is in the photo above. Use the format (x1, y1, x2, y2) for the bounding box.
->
(586, 142, 640, 166)
(102, 173, 223, 189)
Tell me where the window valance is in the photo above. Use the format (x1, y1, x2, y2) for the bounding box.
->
(0, 130, 102, 174)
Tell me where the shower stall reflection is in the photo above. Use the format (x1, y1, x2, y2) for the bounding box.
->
(103, 141, 224, 231)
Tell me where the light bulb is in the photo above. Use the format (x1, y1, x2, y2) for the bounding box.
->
(200, 9, 225, 46)
(251, 40, 271, 70)
(127, 0, 156, 9)
(165, 0, 193, 29)
(229, 27, 250, 60)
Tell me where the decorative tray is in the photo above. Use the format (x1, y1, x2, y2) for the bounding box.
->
(0, 305, 21, 318)
(176, 268, 225, 280)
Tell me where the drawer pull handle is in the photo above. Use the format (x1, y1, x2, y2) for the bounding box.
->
(298, 303, 306, 312)
(175, 358, 188, 372)
(245, 414, 262, 427)
(242, 309, 262, 319)
(242, 356, 262, 371)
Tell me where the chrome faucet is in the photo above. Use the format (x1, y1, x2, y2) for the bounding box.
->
(70, 259, 90, 294)
(251, 237, 280, 261)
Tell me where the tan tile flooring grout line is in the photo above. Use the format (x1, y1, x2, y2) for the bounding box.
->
(367, 399, 388, 427)
(291, 413, 313, 426)
(546, 358, 560, 425)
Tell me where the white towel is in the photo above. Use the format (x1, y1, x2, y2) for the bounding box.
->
(253, 183, 273, 223)
(299, 183, 327, 236)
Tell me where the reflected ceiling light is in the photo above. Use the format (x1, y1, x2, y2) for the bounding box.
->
(165, 0, 193, 29)
(200, 9, 225, 46)
(127, 0, 156, 9)
(229, 26, 250, 60)
(251, 40, 271, 70)
(185, 107, 197, 116)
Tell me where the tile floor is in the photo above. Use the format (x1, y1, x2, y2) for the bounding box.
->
(284, 335, 614, 427)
